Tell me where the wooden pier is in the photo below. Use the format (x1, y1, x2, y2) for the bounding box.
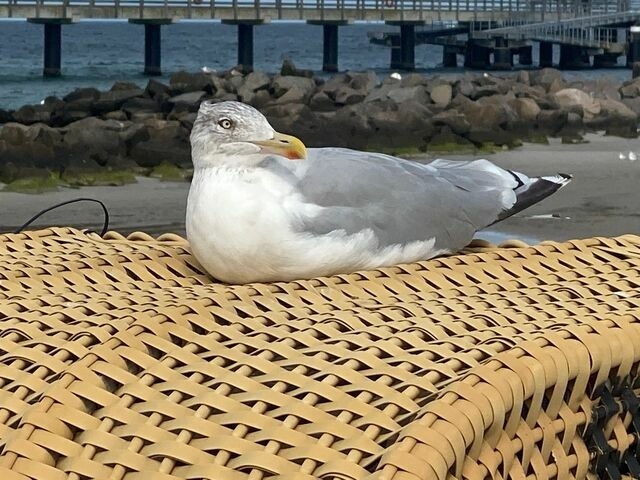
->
(1, 0, 639, 76)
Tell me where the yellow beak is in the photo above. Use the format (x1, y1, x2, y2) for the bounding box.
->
(252, 132, 307, 160)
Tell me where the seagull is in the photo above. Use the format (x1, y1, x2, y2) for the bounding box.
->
(187, 101, 571, 284)
(630, 151, 637, 162)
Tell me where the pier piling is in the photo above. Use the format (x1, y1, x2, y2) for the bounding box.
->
(309, 20, 348, 72)
(464, 40, 490, 69)
(130, 19, 173, 76)
(539, 41, 553, 68)
(628, 26, 640, 66)
(442, 45, 457, 67)
(399, 24, 415, 70)
(223, 20, 265, 72)
(518, 45, 533, 65)
(492, 36, 512, 70)
(28, 18, 74, 77)
(323, 24, 339, 72)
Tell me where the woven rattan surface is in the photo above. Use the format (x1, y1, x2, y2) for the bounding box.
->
(1, 227, 640, 480)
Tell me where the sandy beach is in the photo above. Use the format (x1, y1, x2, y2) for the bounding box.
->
(1, 133, 639, 245)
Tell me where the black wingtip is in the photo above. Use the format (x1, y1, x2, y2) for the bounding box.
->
(492, 173, 571, 225)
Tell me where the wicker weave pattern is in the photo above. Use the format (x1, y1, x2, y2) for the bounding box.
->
(1, 227, 639, 479)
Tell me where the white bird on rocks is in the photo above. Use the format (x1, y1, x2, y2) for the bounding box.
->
(629, 151, 637, 162)
(187, 100, 571, 284)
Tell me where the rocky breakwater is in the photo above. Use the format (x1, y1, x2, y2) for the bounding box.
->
(1, 64, 639, 192)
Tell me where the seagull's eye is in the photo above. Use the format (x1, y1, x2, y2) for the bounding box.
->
(218, 118, 233, 130)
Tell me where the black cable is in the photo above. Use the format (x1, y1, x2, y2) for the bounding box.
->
(14, 198, 110, 237)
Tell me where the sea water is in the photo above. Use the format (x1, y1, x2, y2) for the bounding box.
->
(0, 19, 633, 109)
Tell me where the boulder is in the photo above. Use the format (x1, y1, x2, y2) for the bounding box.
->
(554, 88, 600, 119)
(531, 68, 565, 92)
(620, 80, 640, 99)
(130, 119, 190, 168)
(63, 117, 127, 158)
(596, 98, 638, 137)
(537, 109, 568, 134)
(0, 109, 13, 124)
(317, 73, 350, 99)
(386, 86, 429, 104)
(399, 73, 427, 87)
(169, 71, 215, 93)
(63, 87, 100, 103)
(146, 79, 171, 99)
(432, 110, 470, 135)
(309, 91, 335, 111)
(622, 97, 640, 117)
(243, 71, 271, 92)
(122, 97, 161, 117)
(0, 122, 33, 145)
(280, 58, 314, 78)
(167, 91, 207, 111)
(334, 87, 366, 106)
(430, 84, 453, 108)
(509, 97, 541, 123)
(349, 71, 379, 93)
(13, 105, 51, 125)
(273, 86, 309, 105)
(271, 76, 316, 99)
(92, 88, 145, 113)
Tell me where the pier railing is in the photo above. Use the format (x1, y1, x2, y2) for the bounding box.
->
(0, 0, 635, 22)
(472, 10, 640, 50)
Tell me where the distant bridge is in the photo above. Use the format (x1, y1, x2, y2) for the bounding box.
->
(1, 0, 639, 76)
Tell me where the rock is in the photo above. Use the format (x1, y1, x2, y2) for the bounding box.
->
(622, 97, 640, 117)
(428, 126, 474, 151)
(63, 117, 127, 158)
(0, 109, 13, 124)
(250, 90, 272, 108)
(399, 73, 427, 87)
(432, 110, 471, 135)
(169, 70, 215, 93)
(386, 86, 429, 104)
(0, 122, 32, 145)
(110, 81, 141, 92)
(509, 97, 541, 123)
(93, 88, 145, 113)
(596, 98, 638, 137)
(146, 79, 171, 99)
(454, 79, 475, 98)
(349, 71, 379, 93)
(63, 87, 100, 103)
(13, 105, 51, 125)
(554, 88, 600, 119)
(273, 86, 309, 105)
(470, 84, 507, 100)
(317, 73, 350, 99)
(531, 68, 565, 91)
(167, 91, 207, 110)
(516, 70, 530, 85)
(271, 75, 316, 99)
(236, 84, 257, 104)
(309, 91, 336, 112)
(130, 119, 190, 168)
(430, 84, 453, 108)
(459, 101, 511, 130)
(243, 71, 271, 92)
(122, 97, 161, 118)
(620, 80, 640, 99)
(280, 58, 314, 78)
(334, 87, 366, 106)
(537, 109, 568, 134)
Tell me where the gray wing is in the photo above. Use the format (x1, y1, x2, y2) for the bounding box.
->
(264, 148, 518, 251)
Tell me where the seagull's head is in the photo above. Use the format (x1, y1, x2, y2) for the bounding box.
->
(190, 100, 307, 168)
